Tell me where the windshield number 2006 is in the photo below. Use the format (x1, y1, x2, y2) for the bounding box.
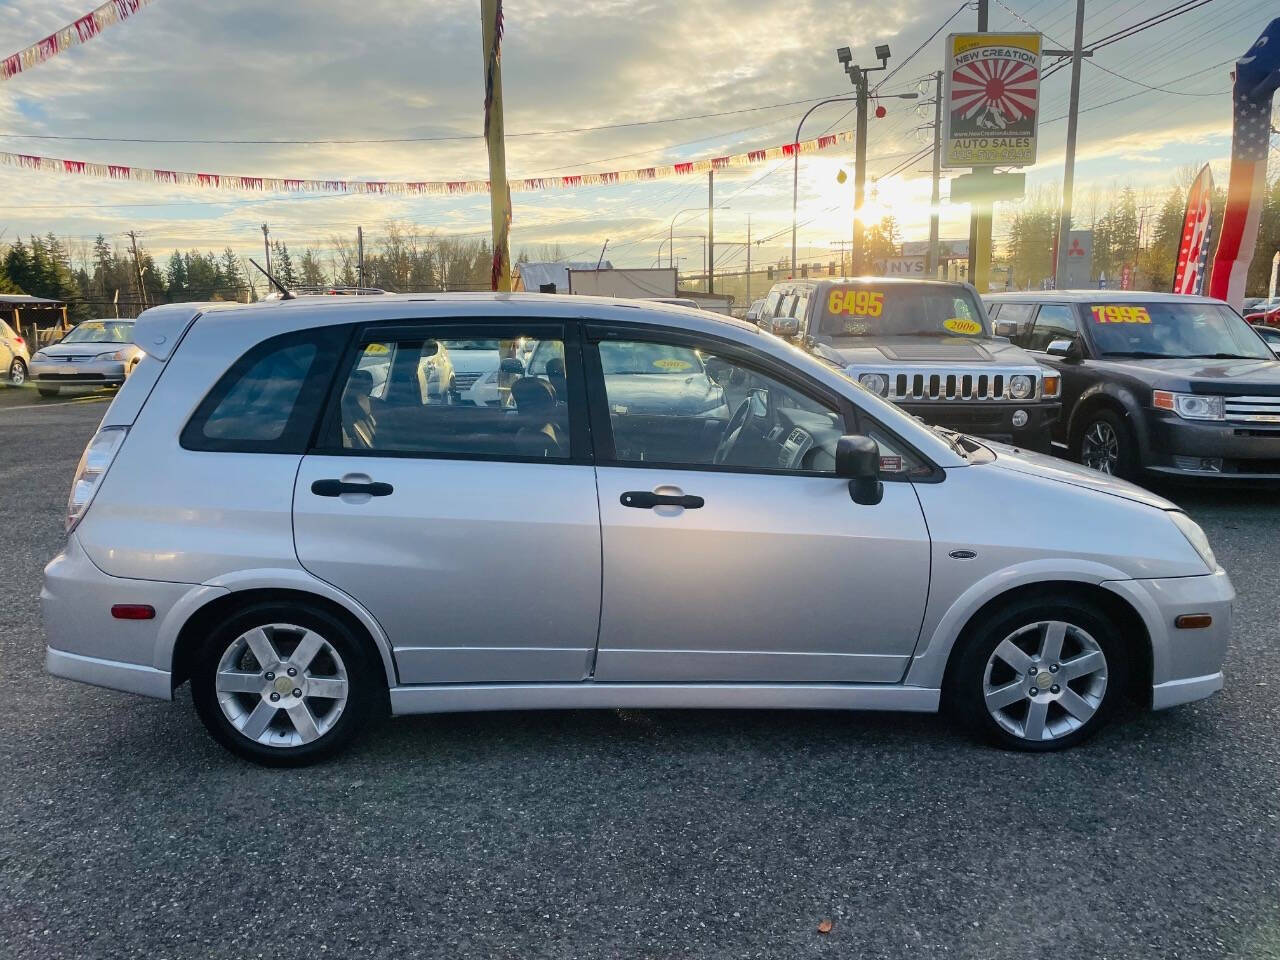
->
(829, 289, 884, 317)
(1091, 305, 1152, 324)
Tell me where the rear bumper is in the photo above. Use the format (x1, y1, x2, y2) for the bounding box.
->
(42, 534, 223, 700)
(45, 646, 172, 699)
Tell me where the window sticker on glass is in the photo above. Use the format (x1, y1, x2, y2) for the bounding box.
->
(652, 358, 693, 371)
(943, 317, 983, 335)
(879, 454, 904, 473)
(827, 289, 884, 317)
(363, 342, 390, 354)
(1091, 305, 1152, 324)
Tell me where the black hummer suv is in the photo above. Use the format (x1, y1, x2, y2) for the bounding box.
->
(985, 290, 1280, 480)
(758, 277, 1061, 450)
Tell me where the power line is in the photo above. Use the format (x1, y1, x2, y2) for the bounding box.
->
(0, 92, 852, 147)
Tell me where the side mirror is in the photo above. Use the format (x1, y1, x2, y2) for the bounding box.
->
(500, 356, 525, 375)
(1045, 337, 1082, 361)
(835, 435, 884, 506)
(995, 320, 1018, 338)
(770, 316, 799, 338)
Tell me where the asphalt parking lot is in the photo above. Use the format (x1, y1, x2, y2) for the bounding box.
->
(2, 397, 1279, 960)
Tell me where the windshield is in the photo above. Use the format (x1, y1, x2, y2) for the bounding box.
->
(1087, 302, 1272, 360)
(816, 284, 988, 339)
(599, 341, 705, 375)
(60, 321, 134, 344)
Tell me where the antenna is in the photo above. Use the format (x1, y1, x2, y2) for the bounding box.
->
(248, 258, 295, 300)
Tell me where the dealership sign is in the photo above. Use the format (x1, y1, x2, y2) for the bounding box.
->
(942, 32, 1042, 168)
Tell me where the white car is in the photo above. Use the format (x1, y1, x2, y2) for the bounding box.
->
(42, 294, 1232, 765)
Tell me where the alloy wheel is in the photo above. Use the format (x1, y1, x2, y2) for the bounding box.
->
(982, 620, 1109, 743)
(1080, 420, 1119, 474)
(214, 623, 349, 748)
(8, 359, 25, 386)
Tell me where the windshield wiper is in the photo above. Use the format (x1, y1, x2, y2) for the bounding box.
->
(1184, 353, 1257, 360)
(1100, 351, 1168, 359)
(931, 426, 969, 458)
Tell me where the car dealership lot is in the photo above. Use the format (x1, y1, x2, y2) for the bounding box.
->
(3, 400, 1280, 960)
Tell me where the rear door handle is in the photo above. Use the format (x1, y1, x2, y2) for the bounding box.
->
(311, 479, 394, 497)
(620, 491, 704, 509)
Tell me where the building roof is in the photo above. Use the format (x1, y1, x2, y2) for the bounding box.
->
(0, 294, 64, 306)
(515, 261, 612, 293)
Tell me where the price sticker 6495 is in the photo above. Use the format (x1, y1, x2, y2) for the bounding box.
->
(829, 289, 884, 317)
(1091, 305, 1152, 324)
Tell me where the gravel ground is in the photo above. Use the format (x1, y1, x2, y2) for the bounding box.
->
(1, 400, 1278, 960)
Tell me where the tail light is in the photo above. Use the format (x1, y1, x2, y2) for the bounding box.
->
(14, 335, 23, 345)
(67, 426, 127, 532)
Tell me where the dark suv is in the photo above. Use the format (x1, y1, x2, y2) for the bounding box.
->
(985, 290, 1280, 480)
(759, 277, 1061, 450)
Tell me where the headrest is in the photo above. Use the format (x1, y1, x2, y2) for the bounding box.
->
(511, 375, 556, 409)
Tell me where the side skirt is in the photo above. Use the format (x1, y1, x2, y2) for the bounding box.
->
(389, 682, 940, 716)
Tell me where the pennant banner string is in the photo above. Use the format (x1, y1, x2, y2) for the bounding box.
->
(0, 130, 855, 196)
(2, 0, 158, 83)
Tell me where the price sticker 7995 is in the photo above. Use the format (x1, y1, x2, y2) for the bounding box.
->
(1091, 305, 1152, 324)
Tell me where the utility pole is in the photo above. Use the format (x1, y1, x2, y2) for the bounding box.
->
(127, 230, 147, 312)
(967, 0, 993, 292)
(261, 223, 271, 278)
(928, 70, 943, 278)
(707, 170, 715, 295)
(837, 45, 894, 275)
(356, 225, 364, 290)
(1053, 0, 1088, 287)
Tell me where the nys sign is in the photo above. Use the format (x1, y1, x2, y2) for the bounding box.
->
(942, 32, 1042, 168)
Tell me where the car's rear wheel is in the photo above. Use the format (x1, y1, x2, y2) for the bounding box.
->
(1073, 408, 1137, 479)
(949, 596, 1129, 751)
(190, 602, 382, 766)
(8, 358, 26, 386)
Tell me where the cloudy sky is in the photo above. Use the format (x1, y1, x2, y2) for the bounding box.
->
(0, 0, 1272, 275)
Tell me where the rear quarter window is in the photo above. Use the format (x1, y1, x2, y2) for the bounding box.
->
(180, 326, 348, 453)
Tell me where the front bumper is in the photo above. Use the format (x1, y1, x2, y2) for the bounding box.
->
(1104, 567, 1233, 709)
(30, 357, 128, 386)
(899, 400, 1060, 445)
(1144, 412, 1280, 480)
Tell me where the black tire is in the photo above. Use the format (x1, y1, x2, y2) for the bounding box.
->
(1071, 407, 1138, 479)
(37, 385, 59, 398)
(190, 601, 384, 766)
(8, 358, 26, 386)
(946, 594, 1130, 752)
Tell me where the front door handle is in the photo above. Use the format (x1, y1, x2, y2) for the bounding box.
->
(620, 491, 704, 510)
(311, 479, 394, 497)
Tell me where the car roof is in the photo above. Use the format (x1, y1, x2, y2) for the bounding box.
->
(984, 290, 1227, 305)
(772, 276, 968, 289)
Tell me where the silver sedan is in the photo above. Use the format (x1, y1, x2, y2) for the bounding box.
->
(28, 319, 144, 397)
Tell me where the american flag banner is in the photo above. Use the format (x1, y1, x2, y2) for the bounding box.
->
(1208, 17, 1280, 308)
(1173, 164, 1214, 296)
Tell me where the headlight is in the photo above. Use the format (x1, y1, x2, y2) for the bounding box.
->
(1040, 371, 1061, 399)
(1153, 390, 1224, 421)
(1009, 374, 1033, 399)
(1169, 510, 1217, 571)
(858, 372, 889, 396)
(94, 349, 127, 361)
(32, 350, 47, 361)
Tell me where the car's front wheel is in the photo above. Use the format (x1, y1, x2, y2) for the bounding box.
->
(949, 595, 1129, 751)
(1073, 408, 1137, 478)
(8, 358, 26, 386)
(190, 602, 382, 766)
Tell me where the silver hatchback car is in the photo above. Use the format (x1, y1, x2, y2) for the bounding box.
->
(1, 317, 31, 385)
(43, 295, 1233, 765)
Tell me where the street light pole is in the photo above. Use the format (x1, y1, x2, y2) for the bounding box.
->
(791, 96, 854, 277)
(928, 71, 943, 278)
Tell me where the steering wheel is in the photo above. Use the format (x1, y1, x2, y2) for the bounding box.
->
(712, 397, 753, 465)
